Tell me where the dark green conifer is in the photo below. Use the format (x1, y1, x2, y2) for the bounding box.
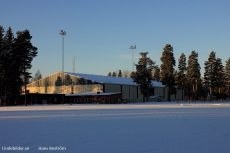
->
(204, 51, 217, 96)
(186, 51, 201, 99)
(132, 52, 155, 102)
(2, 27, 15, 105)
(107, 72, 111, 76)
(0, 26, 4, 103)
(112, 72, 116, 77)
(175, 53, 187, 100)
(152, 66, 160, 82)
(214, 58, 224, 96)
(65, 74, 72, 86)
(15, 29, 38, 105)
(225, 58, 230, 96)
(55, 76, 63, 86)
(160, 44, 176, 101)
(118, 70, 122, 77)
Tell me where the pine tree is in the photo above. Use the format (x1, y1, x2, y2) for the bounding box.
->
(204, 51, 217, 97)
(152, 66, 160, 82)
(107, 72, 111, 76)
(186, 51, 201, 99)
(175, 53, 187, 100)
(225, 58, 230, 97)
(131, 52, 155, 102)
(2, 27, 15, 105)
(112, 72, 116, 77)
(0, 27, 37, 105)
(129, 71, 134, 78)
(160, 44, 176, 101)
(118, 70, 122, 77)
(0, 26, 4, 104)
(112, 72, 117, 77)
(214, 58, 224, 96)
(14, 30, 38, 105)
(65, 74, 72, 86)
(176, 53, 187, 88)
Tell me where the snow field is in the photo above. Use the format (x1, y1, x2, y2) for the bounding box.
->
(0, 102, 230, 153)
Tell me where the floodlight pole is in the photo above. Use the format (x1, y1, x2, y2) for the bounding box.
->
(60, 30, 66, 104)
(60, 30, 66, 73)
(130, 45, 136, 73)
(130, 45, 136, 102)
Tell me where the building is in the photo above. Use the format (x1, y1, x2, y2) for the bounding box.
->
(24, 72, 184, 103)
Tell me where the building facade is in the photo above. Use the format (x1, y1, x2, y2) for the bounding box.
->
(24, 72, 184, 103)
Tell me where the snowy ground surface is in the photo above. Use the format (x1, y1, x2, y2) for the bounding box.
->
(1, 102, 230, 153)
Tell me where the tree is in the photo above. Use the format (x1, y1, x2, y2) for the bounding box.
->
(204, 51, 217, 97)
(2, 27, 15, 105)
(35, 69, 42, 81)
(15, 29, 38, 105)
(225, 58, 230, 97)
(152, 66, 160, 82)
(129, 71, 135, 78)
(107, 72, 111, 76)
(123, 70, 130, 78)
(175, 53, 187, 100)
(55, 76, 63, 86)
(0, 26, 5, 104)
(175, 53, 187, 86)
(118, 70, 122, 77)
(112, 72, 116, 77)
(131, 52, 155, 102)
(160, 44, 176, 101)
(0, 26, 37, 106)
(65, 74, 72, 86)
(214, 58, 224, 96)
(44, 78, 49, 93)
(186, 51, 201, 100)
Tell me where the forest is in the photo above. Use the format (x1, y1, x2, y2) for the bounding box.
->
(108, 44, 230, 101)
(0, 26, 37, 106)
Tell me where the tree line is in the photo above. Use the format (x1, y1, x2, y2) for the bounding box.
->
(0, 26, 37, 106)
(110, 44, 230, 102)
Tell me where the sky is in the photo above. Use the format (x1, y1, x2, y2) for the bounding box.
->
(1, 0, 230, 78)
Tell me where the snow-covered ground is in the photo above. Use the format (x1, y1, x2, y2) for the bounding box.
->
(1, 102, 230, 153)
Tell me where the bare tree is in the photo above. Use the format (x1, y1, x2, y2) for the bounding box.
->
(35, 69, 42, 81)
(123, 70, 130, 78)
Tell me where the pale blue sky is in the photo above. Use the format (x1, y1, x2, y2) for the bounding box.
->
(1, 0, 230, 78)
